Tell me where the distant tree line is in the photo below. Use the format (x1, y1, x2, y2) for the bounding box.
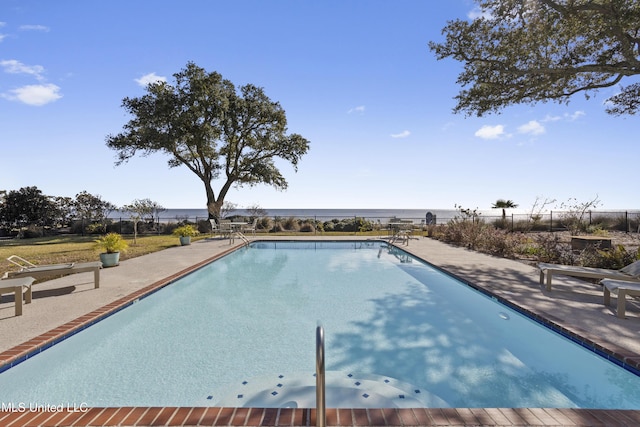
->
(0, 186, 165, 238)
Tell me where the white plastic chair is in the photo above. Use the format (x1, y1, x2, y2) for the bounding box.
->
(242, 218, 258, 236)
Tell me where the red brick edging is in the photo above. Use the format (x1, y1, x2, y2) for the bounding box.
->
(2, 406, 640, 427)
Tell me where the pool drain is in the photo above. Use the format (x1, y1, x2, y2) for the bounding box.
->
(210, 371, 449, 408)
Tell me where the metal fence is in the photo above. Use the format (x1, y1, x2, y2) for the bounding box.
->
(4, 210, 638, 238)
(104, 210, 640, 235)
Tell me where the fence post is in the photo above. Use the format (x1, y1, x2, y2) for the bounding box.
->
(550, 211, 553, 232)
(626, 211, 629, 233)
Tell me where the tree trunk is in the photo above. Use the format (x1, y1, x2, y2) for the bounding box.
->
(207, 201, 223, 221)
(204, 181, 222, 221)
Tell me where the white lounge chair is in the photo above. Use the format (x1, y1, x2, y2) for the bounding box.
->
(4, 255, 103, 288)
(601, 278, 640, 318)
(0, 276, 36, 316)
(538, 259, 640, 291)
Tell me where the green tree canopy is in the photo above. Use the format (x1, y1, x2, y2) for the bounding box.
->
(429, 0, 640, 116)
(0, 186, 54, 229)
(121, 198, 163, 243)
(106, 62, 310, 219)
(74, 191, 117, 221)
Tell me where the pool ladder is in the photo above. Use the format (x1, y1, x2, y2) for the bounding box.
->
(316, 325, 326, 427)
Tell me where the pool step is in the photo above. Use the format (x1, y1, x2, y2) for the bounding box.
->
(211, 371, 449, 408)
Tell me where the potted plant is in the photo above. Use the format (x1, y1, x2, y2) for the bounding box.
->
(95, 232, 128, 267)
(173, 224, 199, 245)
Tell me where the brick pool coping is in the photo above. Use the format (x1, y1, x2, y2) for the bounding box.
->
(1, 241, 640, 426)
(3, 406, 640, 426)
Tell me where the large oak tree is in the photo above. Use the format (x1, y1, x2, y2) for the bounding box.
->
(429, 0, 640, 116)
(106, 62, 310, 219)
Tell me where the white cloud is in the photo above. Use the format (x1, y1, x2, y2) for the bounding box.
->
(541, 110, 586, 123)
(474, 124, 505, 140)
(19, 24, 50, 32)
(0, 34, 7, 42)
(2, 83, 62, 106)
(517, 120, 545, 135)
(541, 114, 561, 122)
(390, 130, 410, 138)
(568, 110, 585, 120)
(347, 105, 365, 114)
(0, 59, 45, 80)
(135, 72, 166, 87)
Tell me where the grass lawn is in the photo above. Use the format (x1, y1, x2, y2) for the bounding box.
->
(0, 234, 208, 279)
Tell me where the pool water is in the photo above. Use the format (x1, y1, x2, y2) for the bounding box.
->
(1, 240, 640, 409)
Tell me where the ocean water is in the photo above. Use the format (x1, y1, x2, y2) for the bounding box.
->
(150, 208, 497, 222)
(110, 208, 637, 226)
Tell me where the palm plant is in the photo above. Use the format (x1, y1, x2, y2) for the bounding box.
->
(492, 199, 518, 221)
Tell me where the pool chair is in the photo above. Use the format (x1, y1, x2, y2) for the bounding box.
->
(209, 219, 219, 237)
(601, 278, 640, 319)
(4, 255, 103, 289)
(218, 220, 232, 239)
(0, 276, 36, 316)
(242, 218, 258, 236)
(538, 259, 640, 291)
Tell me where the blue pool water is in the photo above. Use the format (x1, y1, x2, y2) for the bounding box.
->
(1, 240, 640, 409)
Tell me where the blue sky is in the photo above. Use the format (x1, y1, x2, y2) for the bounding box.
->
(1, 0, 637, 212)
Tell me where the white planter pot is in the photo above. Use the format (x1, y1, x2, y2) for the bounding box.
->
(99, 252, 120, 267)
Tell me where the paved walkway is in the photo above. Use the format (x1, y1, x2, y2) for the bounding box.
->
(1, 235, 640, 426)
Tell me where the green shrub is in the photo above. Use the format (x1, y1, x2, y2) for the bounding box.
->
(354, 217, 373, 232)
(280, 217, 299, 231)
(579, 245, 639, 269)
(585, 224, 608, 236)
(22, 226, 43, 239)
(172, 224, 199, 237)
(299, 222, 316, 232)
(257, 217, 271, 231)
(517, 242, 542, 258)
(476, 229, 526, 258)
(441, 218, 489, 249)
(323, 221, 335, 232)
(532, 233, 576, 264)
(86, 222, 107, 234)
(95, 232, 129, 254)
(196, 220, 210, 234)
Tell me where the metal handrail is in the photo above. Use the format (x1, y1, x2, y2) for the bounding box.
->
(316, 325, 326, 427)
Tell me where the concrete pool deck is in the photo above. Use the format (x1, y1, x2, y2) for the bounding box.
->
(1, 235, 640, 426)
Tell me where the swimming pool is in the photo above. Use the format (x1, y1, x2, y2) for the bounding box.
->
(1, 240, 640, 409)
